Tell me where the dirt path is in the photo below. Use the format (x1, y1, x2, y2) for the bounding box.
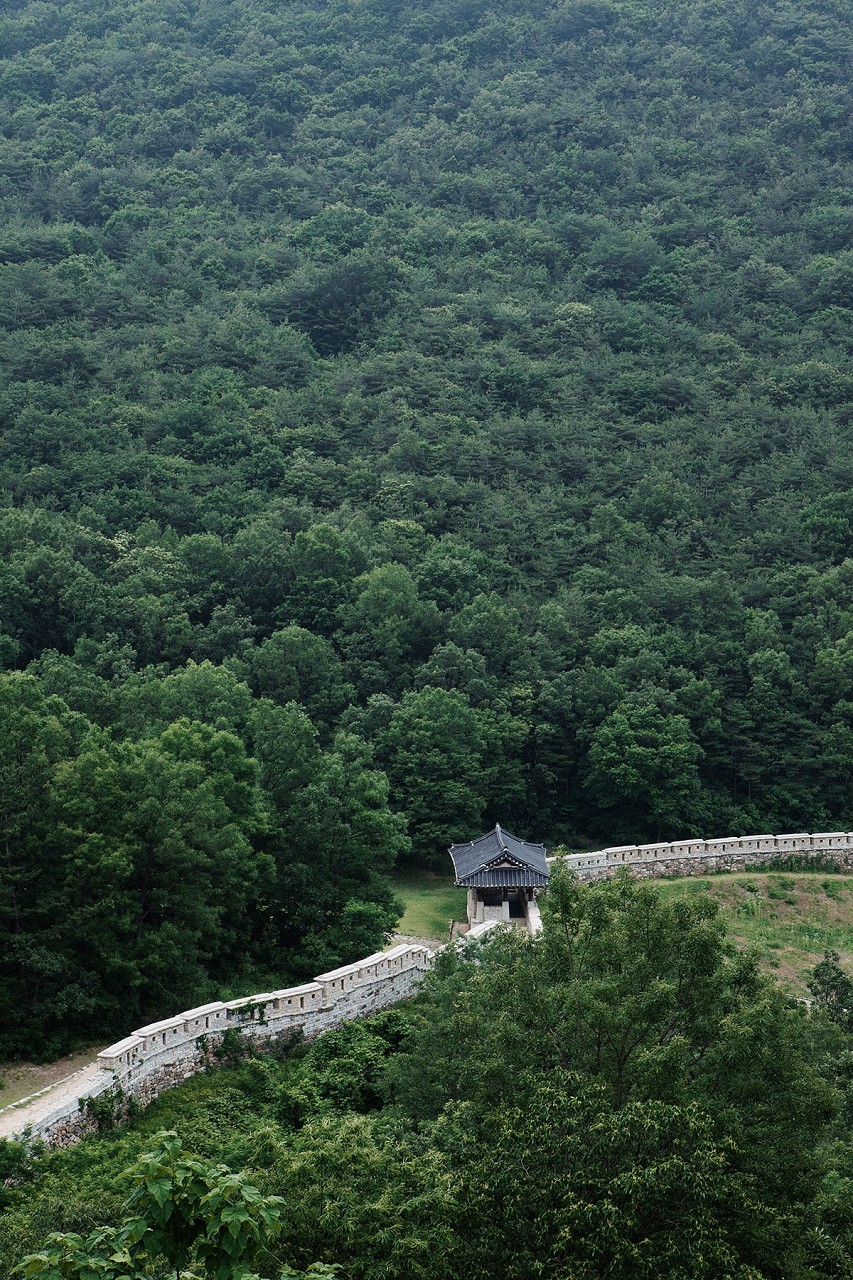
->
(0, 1058, 106, 1140)
(0, 1046, 103, 1132)
(0, 1047, 102, 1108)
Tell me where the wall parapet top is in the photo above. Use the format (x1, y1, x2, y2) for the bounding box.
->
(180, 1002, 226, 1020)
(547, 831, 853, 872)
(134, 1014, 188, 1037)
(225, 993, 277, 1012)
(98, 1035, 142, 1059)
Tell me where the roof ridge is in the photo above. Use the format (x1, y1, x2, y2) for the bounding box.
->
(449, 826, 550, 886)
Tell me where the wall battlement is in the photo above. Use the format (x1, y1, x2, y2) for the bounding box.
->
(2, 942, 435, 1147)
(551, 831, 853, 879)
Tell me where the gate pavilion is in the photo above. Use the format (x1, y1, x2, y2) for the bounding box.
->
(449, 824, 549, 930)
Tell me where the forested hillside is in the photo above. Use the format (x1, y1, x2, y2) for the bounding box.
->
(2, 0, 853, 1051)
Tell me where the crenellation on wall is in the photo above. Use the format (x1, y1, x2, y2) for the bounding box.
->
(735, 835, 774, 854)
(550, 831, 853, 882)
(638, 842, 670, 860)
(775, 833, 811, 848)
(4, 943, 435, 1147)
(608, 845, 637, 863)
(811, 832, 848, 849)
(669, 838, 706, 857)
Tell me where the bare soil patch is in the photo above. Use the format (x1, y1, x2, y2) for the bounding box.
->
(0, 1046, 101, 1110)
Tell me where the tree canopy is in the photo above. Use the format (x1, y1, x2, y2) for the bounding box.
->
(3, 0, 853, 1040)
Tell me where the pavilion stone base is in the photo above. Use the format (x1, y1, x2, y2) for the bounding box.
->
(466, 886, 536, 926)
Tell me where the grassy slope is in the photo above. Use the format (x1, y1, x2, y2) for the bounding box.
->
(655, 872, 853, 993)
(393, 869, 853, 992)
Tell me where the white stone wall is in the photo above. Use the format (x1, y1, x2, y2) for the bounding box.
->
(549, 831, 853, 881)
(6, 943, 434, 1146)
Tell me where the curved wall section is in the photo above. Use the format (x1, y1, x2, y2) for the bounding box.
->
(10, 833, 853, 1148)
(549, 831, 853, 880)
(7, 943, 434, 1147)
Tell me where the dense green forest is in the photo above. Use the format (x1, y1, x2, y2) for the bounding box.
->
(7, 874, 853, 1279)
(2, 0, 853, 1052)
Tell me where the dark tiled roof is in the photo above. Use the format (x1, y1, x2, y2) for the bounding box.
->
(462, 867, 550, 888)
(449, 825, 550, 887)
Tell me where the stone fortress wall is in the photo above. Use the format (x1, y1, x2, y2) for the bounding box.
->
(1, 921, 500, 1148)
(8, 832, 853, 1147)
(552, 830, 853, 880)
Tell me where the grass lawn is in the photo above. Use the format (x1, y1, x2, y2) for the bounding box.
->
(389, 869, 853, 989)
(392, 873, 466, 943)
(655, 872, 853, 993)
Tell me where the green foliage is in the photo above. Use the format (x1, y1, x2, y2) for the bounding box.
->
(584, 700, 703, 835)
(14, 1133, 289, 1280)
(382, 687, 487, 864)
(13, 1226, 136, 1280)
(0, 1137, 40, 1212)
(810, 951, 853, 1034)
(4, 0, 853, 1048)
(382, 872, 842, 1275)
(81, 1088, 125, 1137)
(435, 1078, 755, 1280)
(0, 673, 405, 1055)
(259, 1113, 457, 1280)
